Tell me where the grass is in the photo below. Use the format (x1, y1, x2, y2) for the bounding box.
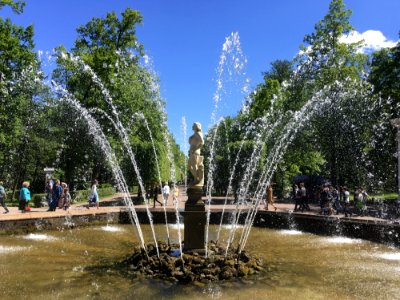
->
(369, 192, 398, 201)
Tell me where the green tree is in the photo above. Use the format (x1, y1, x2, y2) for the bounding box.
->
(295, 0, 366, 88)
(366, 37, 400, 191)
(369, 37, 400, 117)
(0, 0, 54, 196)
(52, 9, 182, 191)
(262, 59, 292, 84)
(0, 0, 24, 14)
(291, 0, 370, 186)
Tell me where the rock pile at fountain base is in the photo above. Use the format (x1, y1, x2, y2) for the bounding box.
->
(122, 241, 265, 283)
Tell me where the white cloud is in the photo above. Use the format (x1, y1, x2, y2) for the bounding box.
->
(339, 30, 398, 53)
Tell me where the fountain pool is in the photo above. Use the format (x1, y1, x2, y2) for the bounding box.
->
(0, 224, 399, 299)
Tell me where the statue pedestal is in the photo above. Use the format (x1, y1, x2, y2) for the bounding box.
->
(183, 186, 206, 253)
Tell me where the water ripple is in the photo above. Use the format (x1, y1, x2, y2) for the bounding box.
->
(375, 253, 400, 261)
(99, 225, 125, 232)
(279, 229, 303, 235)
(323, 236, 362, 244)
(0, 245, 28, 253)
(23, 233, 57, 241)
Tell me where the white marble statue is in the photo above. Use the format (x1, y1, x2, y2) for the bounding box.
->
(188, 122, 204, 186)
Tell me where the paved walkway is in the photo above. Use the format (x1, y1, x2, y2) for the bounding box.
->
(0, 191, 393, 224)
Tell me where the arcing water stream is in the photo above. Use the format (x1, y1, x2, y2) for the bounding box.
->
(51, 32, 377, 261)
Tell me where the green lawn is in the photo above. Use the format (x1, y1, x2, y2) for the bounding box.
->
(369, 192, 398, 201)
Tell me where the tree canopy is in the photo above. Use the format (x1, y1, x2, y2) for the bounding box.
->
(204, 0, 399, 198)
(0, 5, 185, 197)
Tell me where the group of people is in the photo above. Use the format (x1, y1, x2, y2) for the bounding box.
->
(293, 182, 310, 212)
(0, 180, 35, 213)
(0, 178, 100, 214)
(45, 178, 72, 211)
(152, 183, 179, 207)
(45, 178, 99, 211)
(318, 185, 368, 217)
(293, 182, 369, 218)
(0, 180, 32, 213)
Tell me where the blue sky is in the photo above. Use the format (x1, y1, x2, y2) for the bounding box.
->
(2, 0, 399, 149)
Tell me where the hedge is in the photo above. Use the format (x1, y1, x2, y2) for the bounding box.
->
(72, 187, 116, 203)
(29, 187, 117, 208)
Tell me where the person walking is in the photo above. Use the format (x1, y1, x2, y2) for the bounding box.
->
(332, 186, 342, 214)
(265, 184, 277, 211)
(19, 181, 31, 213)
(48, 179, 62, 211)
(299, 182, 309, 212)
(162, 183, 170, 206)
(58, 182, 69, 209)
(0, 180, 10, 214)
(45, 178, 53, 206)
(173, 186, 180, 205)
(153, 185, 162, 207)
(87, 180, 99, 209)
(293, 184, 301, 211)
(343, 186, 352, 217)
(63, 187, 71, 210)
(320, 184, 332, 215)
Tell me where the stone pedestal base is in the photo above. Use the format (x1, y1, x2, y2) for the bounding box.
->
(184, 186, 206, 252)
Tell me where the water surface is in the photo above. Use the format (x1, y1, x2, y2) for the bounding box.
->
(0, 225, 399, 299)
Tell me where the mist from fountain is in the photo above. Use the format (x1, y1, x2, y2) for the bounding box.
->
(224, 98, 291, 250)
(225, 114, 284, 252)
(136, 111, 171, 242)
(57, 54, 162, 257)
(88, 104, 168, 238)
(215, 126, 250, 243)
(53, 82, 148, 254)
(56, 49, 188, 259)
(139, 55, 185, 258)
(205, 32, 249, 257)
(147, 68, 183, 260)
(50, 29, 381, 267)
(237, 84, 353, 253)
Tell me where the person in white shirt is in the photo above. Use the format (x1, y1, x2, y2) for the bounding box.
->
(343, 186, 352, 217)
(87, 179, 99, 209)
(162, 183, 170, 206)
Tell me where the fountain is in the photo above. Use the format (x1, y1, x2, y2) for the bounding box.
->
(50, 45, 363, 284)
(48, 41, 268, 283)
(114, 121, 266, 283)
(1, 30, 400, 298)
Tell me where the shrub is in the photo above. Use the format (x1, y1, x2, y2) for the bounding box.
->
(72, 187, 116, 203)
(27, 187, 117, 207)
(130, 186, 139, 194)
(32, 193, 47, 208)
(98, 187, 116, 198)
(99, 183, 113, 188)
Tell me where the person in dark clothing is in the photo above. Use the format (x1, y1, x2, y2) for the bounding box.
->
(320, 185, 334, 215)
(299, 182, 309, 212)
(48, 179, 62, 211)
(153, 185, 163, 208)
(343, 186, 352, 217)
(332, 186, 342, 214)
